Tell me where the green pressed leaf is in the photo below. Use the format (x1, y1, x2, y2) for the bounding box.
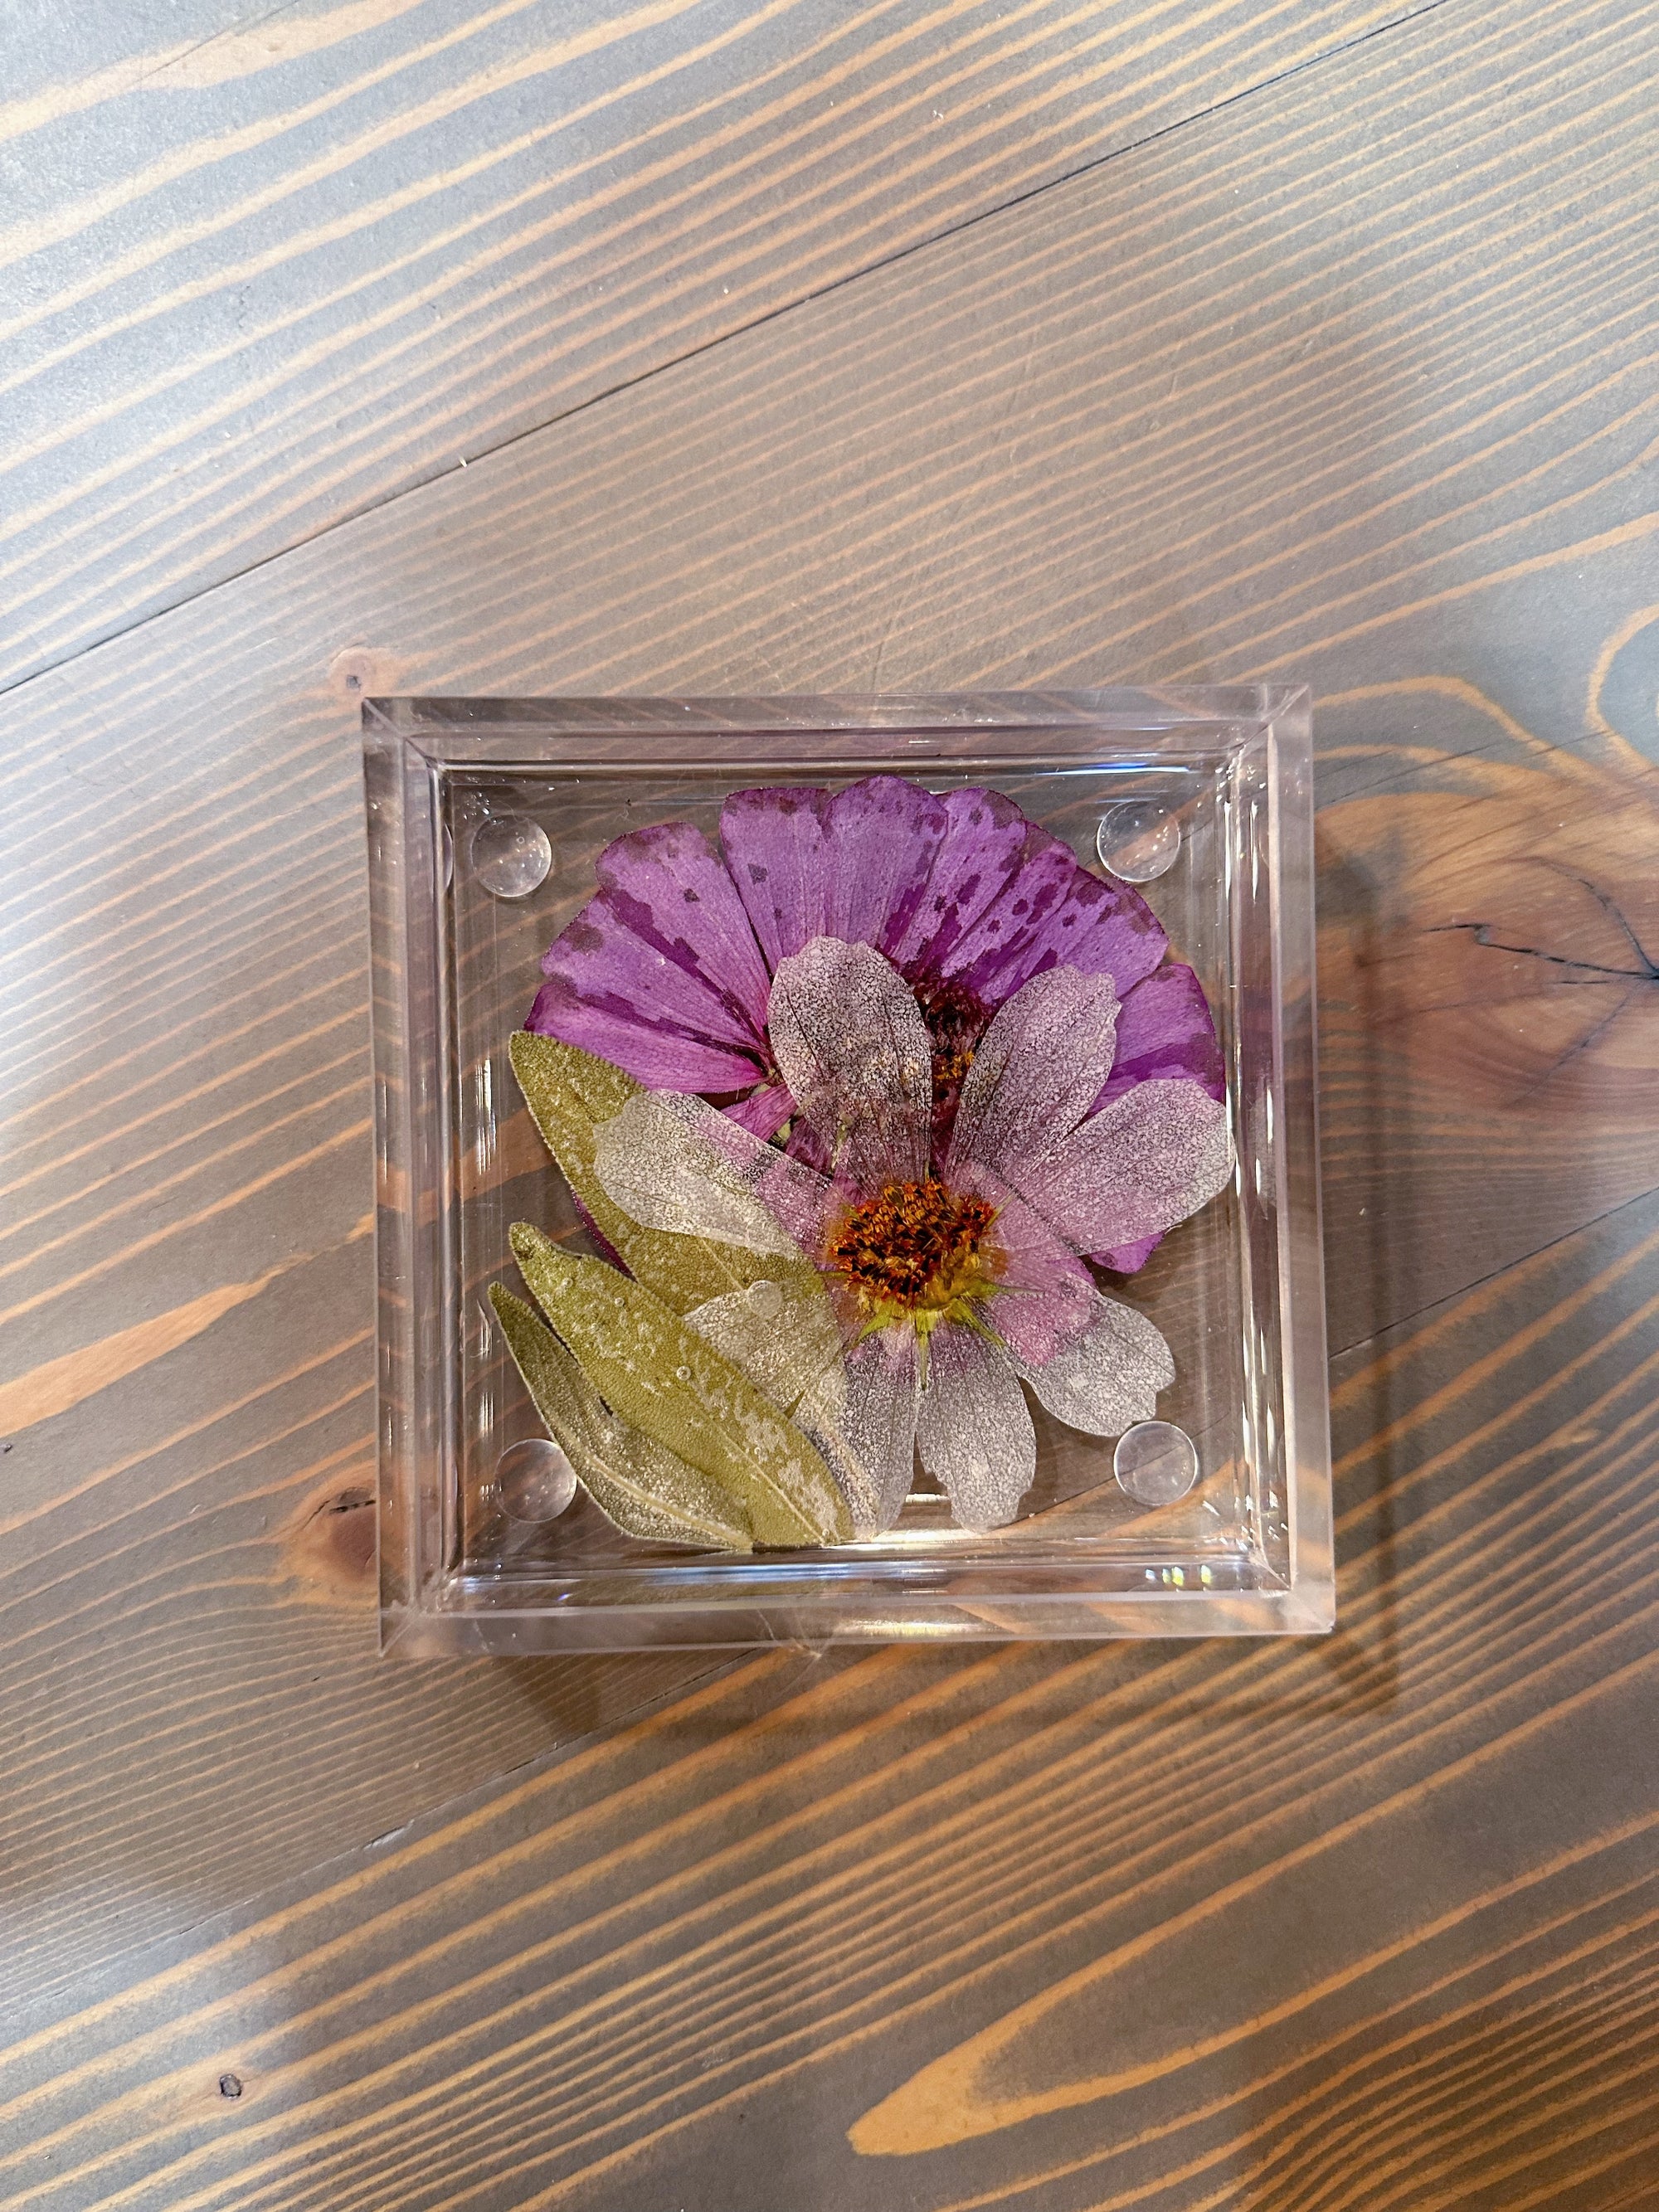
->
(510, 1223, 852, 1548)
(508, 1029, 775, 1315)
(489, 1285, 753, 1553)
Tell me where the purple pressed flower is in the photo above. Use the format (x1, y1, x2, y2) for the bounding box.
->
(590, 939, 1232, 1534)
(528, 777, 1221, 1264)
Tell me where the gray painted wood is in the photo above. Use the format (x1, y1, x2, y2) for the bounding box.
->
(0, 0, 1415, 687)
(1, 0, 1657, 2199)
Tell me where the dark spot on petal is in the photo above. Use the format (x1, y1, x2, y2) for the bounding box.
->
(748, 863, 769, 883)
(683, 887, 700, 902)
(566, 920, 605, 953)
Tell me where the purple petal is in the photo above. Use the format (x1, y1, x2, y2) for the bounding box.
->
(841, 1325, 921, 1534)
(1009, 1291, 1174, 1437)
(718, 776, 950, 971)
(949, 1161, 1097, 1366)
(934, 832, 1074, 992)
(1094, 961, 1224, 1107)
(783, 1116, 833, 1174)
(886, 787, 1038, 976)
(718, 784, 830, 968)
(767, 938, 932, 1194)
(1091, 1232, 1161, 1274)
(1011, 1077, 1233, 1253)
(818, 776, 949, 954)
(532, 819, 773, 1085)
(722, 1082, 795, 1142)
(526, 975, 764, 1091)
(591, 820, 772, 1030)
(915, 1324, 1036, 1531)
(946, 839, 1168, 1004)
(1019, 865, 1169, 999)
(947, 965, 1120, 1179)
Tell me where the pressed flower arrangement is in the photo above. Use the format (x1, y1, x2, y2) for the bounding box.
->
(365, 693, 1332, 1650)
(498, 777, 1233, 1546)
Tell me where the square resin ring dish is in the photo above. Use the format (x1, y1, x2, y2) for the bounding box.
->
(364, 689, 1332, 1653)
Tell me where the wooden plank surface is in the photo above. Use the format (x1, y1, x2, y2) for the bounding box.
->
(0, 0, 1417, 688)
(2, 0, 1657, 2200)
(7, 1191, 1659, 2210)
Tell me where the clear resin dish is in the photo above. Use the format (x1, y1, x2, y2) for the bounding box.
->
(364, 689, 1331, 1651)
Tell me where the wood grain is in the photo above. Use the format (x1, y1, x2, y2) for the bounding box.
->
(3, 1190, 1657, 2209)
(1315, 723, 1659, 1351)
(0, 0, 1418, 688)
(1, 0, 1656, 2197)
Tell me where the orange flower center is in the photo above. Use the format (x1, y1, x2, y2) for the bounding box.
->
(826, 1179, 999, 1317)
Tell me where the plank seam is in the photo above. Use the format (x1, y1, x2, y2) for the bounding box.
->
(0, 0, 1465, 706)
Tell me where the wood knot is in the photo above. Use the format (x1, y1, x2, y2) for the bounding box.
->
(282, 1477, 377, 1602)
(328, 645, 403, 707)
(1319, 759, 1659, 1125)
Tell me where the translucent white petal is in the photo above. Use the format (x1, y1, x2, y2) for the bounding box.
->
(790, 1359, 878, 1537)
(915, 1325, 1037, 1532)
(767, 936, 932, 1192)
(1010, 1291, 1174, 1437)
(1014, 1079, 1233, 1252)
(948, 965, 1119, 1176)
(832, 1325, 921, 1534)
(693, 1100, 839, 1252)
(684, 1274, 843, 1415)
(593, 1091, 814, 1260)
(947, 1158, 1097, 1366)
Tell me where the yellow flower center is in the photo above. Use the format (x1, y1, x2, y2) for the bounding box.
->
(825, 1179, 1000, 1327)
